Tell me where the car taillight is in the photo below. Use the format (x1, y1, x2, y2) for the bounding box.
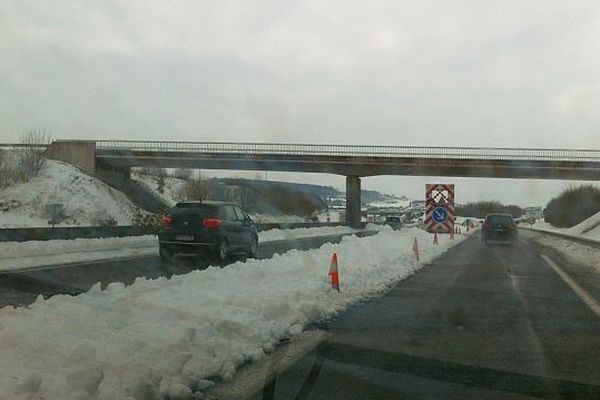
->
(161, 215, 173, 227)
(202, 218, 222, 229)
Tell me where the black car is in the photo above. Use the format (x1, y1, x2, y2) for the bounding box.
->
(481, 213, 517, 244)
(158, 201, 258, 262)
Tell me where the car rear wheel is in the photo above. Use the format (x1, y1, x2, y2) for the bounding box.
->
(216, 240, 230, 264)
(247, 235, 258, 258)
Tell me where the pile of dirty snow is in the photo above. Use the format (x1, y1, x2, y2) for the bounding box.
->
(259, 225, 361, 242)
(0, 160, 145, 227)
(0, 227, 464, 399)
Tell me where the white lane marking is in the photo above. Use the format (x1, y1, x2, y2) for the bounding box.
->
(541, 254, 600, 318)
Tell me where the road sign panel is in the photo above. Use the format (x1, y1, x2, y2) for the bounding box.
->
(432, 207, 448, 224)
(425, 184, 455, 233)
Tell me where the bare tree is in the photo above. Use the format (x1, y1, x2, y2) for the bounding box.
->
(179, 178, 218, 201)
(0, 149, 8, 188)
(18, 128, 51, 182)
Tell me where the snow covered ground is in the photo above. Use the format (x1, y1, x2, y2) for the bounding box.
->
(0, 225, 380, 272)
(365, 197, 411, 209)
(0, 227, 465, 400)
(0, 160, 145, 228)
(258, 225, 364, 242)
(131, 171, 186, 208)
(528, 211, 600, 242)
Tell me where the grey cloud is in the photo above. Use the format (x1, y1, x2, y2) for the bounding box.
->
(2, 0, 600, 204)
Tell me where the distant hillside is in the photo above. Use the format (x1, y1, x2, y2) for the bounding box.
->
(131, 171, 408, 219)
(218, 178, 340, 199)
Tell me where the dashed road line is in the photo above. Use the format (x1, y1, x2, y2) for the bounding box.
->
(541, 254, 600, 318)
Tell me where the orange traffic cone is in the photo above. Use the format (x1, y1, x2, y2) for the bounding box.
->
(433, 233, 439, 245)
(328, 252, 340, 292)
(412, 238, 420, 261)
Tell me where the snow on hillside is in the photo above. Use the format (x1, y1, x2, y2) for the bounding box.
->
(131, 171, 186, 207)
(0, 228, 465, 399)
(0, 160, 145, 228)
(132, 172, 321, 223)
(365, 198, 411, 209)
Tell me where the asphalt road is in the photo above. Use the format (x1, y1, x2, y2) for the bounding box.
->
(249, 230, 600, 400)
(0, 232, 375, 307)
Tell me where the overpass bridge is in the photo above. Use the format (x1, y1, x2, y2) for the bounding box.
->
(27, 140, 600, 226)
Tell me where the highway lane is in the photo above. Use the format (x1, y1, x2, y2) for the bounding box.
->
(0, 231, 375, 307)
(245, 231, 600, 400)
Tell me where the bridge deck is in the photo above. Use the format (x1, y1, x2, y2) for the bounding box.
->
(95, 148, 600, 180)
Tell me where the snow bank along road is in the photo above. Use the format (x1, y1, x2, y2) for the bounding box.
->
(0, 225, 365, 273)
(0, 229, 377, 307)
(241, 229, 600, 400)
(0, 227, 464, 399)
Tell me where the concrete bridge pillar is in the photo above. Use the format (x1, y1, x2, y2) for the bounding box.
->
(45, 140, 96, 175)
(346, 175, 361, 228)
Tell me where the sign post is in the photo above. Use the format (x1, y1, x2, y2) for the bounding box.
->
(425, 184, 455, 234)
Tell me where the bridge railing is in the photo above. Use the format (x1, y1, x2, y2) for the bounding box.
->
(95, 140, 600, 162)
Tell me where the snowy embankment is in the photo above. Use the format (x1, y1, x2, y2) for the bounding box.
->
(0, 160, 145, 228)
(527, 211, 600, 242)
(0, 227, 465, 399)
(0, 226, 379, 272)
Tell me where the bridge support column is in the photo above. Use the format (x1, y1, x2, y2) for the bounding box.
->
(45, 140, 96, 175)
(346, 175, 361, 228)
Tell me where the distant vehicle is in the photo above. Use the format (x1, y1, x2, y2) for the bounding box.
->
(481, 213, 517, 245)
(158, 201, 258, 262)
(523, 206, 543, 220)
(384, 216, 403, 230)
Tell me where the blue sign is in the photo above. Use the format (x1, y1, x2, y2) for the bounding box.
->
(432, 207, 448, 224)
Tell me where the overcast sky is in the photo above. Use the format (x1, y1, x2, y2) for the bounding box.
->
(2, 1, 600, 205)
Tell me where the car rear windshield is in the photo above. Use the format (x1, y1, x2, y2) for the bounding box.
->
(486, 215, 513, 225)
(172, 203, 219, 219)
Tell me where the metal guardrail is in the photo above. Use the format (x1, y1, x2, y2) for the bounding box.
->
(94, 140, 600, 162)
(0, 143, 48, 149)
(3, 140, 600, 162)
